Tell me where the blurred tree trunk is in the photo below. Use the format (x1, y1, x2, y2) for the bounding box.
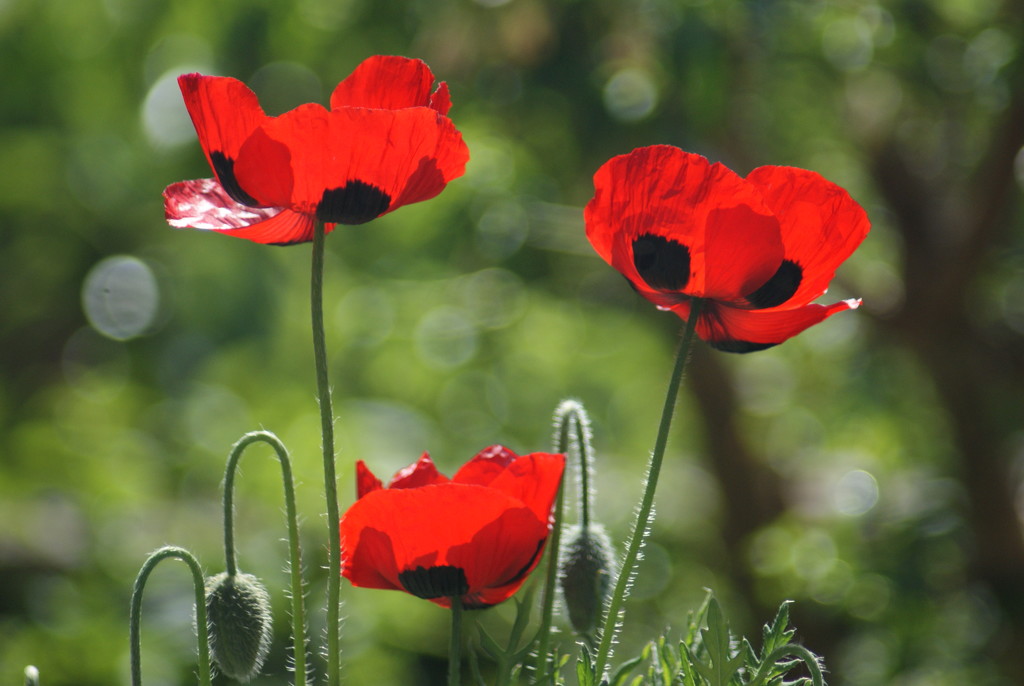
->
(869, 80, 1024, 672)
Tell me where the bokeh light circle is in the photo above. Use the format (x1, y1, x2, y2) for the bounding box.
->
(82, 255, 160, 341)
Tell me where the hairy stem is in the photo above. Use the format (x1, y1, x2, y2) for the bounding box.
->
(311, 221, 341, 686)
(593, 300, 703, 678)
(449, 596, 464, 686)
(129, 546, 211, 686)
(531, 469, 565, 681)
(223, 430, 308, 686)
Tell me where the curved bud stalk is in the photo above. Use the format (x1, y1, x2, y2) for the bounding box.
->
(533, 400, 609, 678)
(552, 401, 617, 647)
(222, 430, 308, 685)
(553, 400, 596, 529)
(129, 546, 212, 686)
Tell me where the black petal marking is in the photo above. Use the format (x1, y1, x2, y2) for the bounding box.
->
(709, 339, 778, 354)
(398, 565, 469, 600)
(746, 260, 802, 309)
(316, 181, 391, 224)
(210, 151, 260, 207)
(495, 539, 545, 589)
(632, 235, 691, 291)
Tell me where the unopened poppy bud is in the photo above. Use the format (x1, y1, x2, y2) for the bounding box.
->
(560, 523, 616, 638)
(204, 572, 273, 682)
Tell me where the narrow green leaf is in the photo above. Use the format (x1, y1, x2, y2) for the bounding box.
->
(685, 590, 714, 646)
(678, 640, 704, 686)
(510, 584, 538, 649)
(577, 643, 596, 686)
(608, 655, 644, 686)
(467, 641, 488, 686)
(479, 623, 505, 660)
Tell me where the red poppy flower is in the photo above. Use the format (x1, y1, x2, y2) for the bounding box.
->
(340, 446, 565, 609)
(585, 145, 870, 352)
(163, 55, 469, 245)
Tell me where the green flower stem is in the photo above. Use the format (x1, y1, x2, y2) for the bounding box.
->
(593, 299, 704, 679)
(449, 596, 464, 686)
(568, 404, 594, 529)
(579, 459, 592, 529)
(311, 221, 342, 686)
(532, 400, 589, 679)
(531, 468, 565, 681)
(129, 546, 211, 686)
(222, 430, 308, 686)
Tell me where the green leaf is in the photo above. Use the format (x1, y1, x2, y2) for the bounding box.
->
(679, 640, 704, 686)
(760, 601, 796, 659)
(510, 583, 537, 649)
(608, 655, 644, 686)
(478, 623, 504, 661)
(685, 590, 714, 646)
(694, 599, 745, 686)
(467, 641, 488, 686)
(577, 643, 596, 686)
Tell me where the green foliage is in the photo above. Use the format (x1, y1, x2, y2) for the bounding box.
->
(613, 594, 824, 686)
(469, 589, 822, 686)
(474, 591, 536, 686)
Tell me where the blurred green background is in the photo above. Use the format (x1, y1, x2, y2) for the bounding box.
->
(2, 0, 1023, 684)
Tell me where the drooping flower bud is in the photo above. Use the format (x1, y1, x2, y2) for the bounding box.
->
(204, 572, 273, 682)
(560, 523, 616, 638)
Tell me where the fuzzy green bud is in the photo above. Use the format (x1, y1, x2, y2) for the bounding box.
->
(204, 572, 273, 682)
(560, 523, 616, 638)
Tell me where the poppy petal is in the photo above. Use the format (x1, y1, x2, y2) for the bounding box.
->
(701, 205, 785, 302)
(458, 452, 565, 524)
(444, 505, 548, 609)
(744, 166, 870, 308)
(329, 55, 448, 113)
(585, 145, 783, 302)
(233, 104, 469, 223)
(671, 298, 861, 352)
(163, 178, 319, 245)
(356, 460, 383, 498)
(451, 445, 518, 486)
(339, 484, 547, 608)
(429, 81, 452, 116)
(388, 453, 450, 490)
(340, 525, 404, 592)
(178, 74, 267, 205)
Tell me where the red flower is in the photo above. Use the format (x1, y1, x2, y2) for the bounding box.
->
(585, 145, 870, 352)
(163, 55, 469, 245)
(340, 446, 565, 609)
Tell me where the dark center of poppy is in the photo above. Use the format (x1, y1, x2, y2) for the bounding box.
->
(316, 180, 391, 224)
(745, 259, 802, 309)
(709, 339, 778, 354)
(398, 565, 469, 600)
(210, 151, 261, 207)
(632, 235, 691, 291)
